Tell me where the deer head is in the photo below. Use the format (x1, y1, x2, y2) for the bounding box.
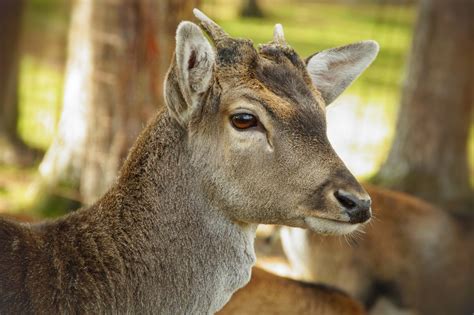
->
(164, 9, 378, 235)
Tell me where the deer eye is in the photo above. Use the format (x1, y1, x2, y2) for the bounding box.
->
(230, 113, 259, 130)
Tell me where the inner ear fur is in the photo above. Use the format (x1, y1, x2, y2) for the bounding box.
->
(306, 40, 379, 105)
(164, 21, 215, 126)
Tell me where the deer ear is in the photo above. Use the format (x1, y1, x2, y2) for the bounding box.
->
(165, 21, 215, 126)
(306, 40, 379, 105)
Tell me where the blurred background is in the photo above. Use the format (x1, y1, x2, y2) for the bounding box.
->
(1, 0, 471, 218)
(0, 0, 473, 314)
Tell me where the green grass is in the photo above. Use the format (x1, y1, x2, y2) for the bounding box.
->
(17, 0, 69, 150)
(0, 165, 37, 214)
(18, 55, 64, 150)
(0, 0, 69, 215)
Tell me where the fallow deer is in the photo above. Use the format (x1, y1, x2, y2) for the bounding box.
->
(0, 9, 379, 313)
(218, 266, 366, 315)
(281, 185, 474, 315)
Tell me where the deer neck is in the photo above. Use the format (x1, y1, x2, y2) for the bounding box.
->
(104, 109, 257, 313)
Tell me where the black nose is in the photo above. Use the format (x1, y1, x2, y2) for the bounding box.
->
(334, 190, 371, 223)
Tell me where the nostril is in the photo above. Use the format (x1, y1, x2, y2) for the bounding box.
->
(334, 190, 357, 210)
(334, 190, 372, 223)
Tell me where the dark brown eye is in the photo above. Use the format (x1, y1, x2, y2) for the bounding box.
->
(230, 113, 259, 130)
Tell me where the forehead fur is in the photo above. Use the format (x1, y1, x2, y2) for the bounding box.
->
(215, 38, 257, 67)
(215, 39, 326, 137)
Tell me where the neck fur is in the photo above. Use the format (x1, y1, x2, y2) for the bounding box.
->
(99, 109, 257, 313)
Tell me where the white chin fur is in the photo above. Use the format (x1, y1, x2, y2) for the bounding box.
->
(304, 217, 359, 235)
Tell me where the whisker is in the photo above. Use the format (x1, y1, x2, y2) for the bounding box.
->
(343, 234, 352, 248)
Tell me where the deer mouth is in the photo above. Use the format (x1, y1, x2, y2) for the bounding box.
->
(303, 215, 360, 235)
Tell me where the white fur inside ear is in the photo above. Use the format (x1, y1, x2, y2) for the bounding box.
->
(174, 21, 215, 121)
(306, 40, 379, 105)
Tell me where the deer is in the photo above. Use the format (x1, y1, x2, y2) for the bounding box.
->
(0, 9, 379, 313)
(280, 185, 474, 315)
(218, 266, 367, 315)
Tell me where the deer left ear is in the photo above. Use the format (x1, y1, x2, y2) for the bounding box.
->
(306, 40, 379, 105)
(165, 21, 215, 126)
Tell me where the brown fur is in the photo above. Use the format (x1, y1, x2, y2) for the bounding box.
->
(0, 112, 258, 313)
(219, 267, 367, 315)
(282, 185, 474, 315)
(0, 11, 378, 313)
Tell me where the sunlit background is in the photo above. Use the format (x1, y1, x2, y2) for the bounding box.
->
(1, 0, 473, 314)
(1, 0, 424, 213)
(1, 1, 472, 219)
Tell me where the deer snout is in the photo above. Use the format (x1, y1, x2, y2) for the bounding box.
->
(334, 190, 371, 224)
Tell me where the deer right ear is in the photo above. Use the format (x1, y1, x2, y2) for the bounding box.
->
(165, 21, 215, 126)
(306, 41, 379, 106)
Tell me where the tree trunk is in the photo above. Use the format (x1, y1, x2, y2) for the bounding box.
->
(0, 0, 39, 166)
(240, 0, 264, 18)
(37, 0, 197, 208)
(375, 0, 473, 211)
(38, 0, 94, 197)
